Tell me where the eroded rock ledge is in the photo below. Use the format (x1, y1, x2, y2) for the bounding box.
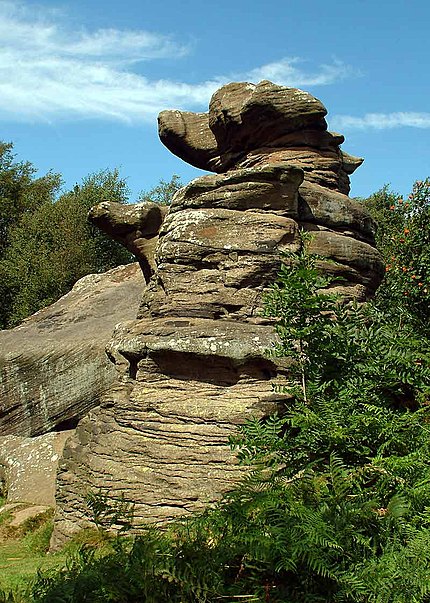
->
(51, 81, 384, 546)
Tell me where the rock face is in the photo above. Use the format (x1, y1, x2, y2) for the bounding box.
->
(159, 81, 361, 195)
(51, 81, 384, 546)
(0, 263, 144, 437)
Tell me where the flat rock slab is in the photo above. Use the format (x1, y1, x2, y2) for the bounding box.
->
(8, 505, 51, 528)
(0, 431, 74, 506)
(0, 263, 144, 437)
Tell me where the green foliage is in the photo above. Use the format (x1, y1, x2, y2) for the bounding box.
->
(0, 142, 62, 328)
(0, 142, 62, 256)
(262, 233, 349, 403)
(138, 174, 182, 205)
(85, 489, 134, 535)
(22, 519, 54, 556)
(1, 167, 133, 328)
(25, 236, 430, 602)
(223, 235, 430, 601)
(363, 178, 430, 332)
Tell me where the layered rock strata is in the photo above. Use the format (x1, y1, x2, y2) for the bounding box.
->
(51, 81, 384, 546)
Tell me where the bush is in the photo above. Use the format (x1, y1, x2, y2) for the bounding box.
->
(363, 178, 430, 333)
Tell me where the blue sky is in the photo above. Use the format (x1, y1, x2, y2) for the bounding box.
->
(0, 0, 429, 201)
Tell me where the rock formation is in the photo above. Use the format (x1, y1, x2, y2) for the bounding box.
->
(51, 81, 384, 547)
(88, 202, 169, 283)
(0, 263, 144, 438)
(0, 431, 73, 506)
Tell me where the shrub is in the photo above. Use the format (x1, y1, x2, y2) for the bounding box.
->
(363, 178, 430, 333)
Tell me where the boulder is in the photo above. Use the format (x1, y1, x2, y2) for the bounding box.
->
(51, 81, 384, 546)
(0, 263, 144, 437)
(0, 431, 72, 506)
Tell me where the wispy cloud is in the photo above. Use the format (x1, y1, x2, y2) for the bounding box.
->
(331, 112, 430, 130)
(0, 1, 188, 60)
(0, 1, 352, 123)
(246, 57, 352, 87)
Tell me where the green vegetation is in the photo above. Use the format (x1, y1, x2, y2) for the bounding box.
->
(0, 508, 65, 597)
(1, 157, 430, 600)
(0, 142, 62, 259)
(1, 169, 133, 327)
(0, 142, 61, 328)
(0, 142, 132, 328)
(363, 178, 430, 333)
(0, 142, 182, 328)
(0, 503, 125, 600)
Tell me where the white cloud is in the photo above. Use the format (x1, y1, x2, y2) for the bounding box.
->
(246, 57, 352, 87)
(331, 112, 430, 130)
(0, 1, 352, 123)
(0, 1, 187, 60)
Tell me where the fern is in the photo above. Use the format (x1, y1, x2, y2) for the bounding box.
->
(28, 234, 430, 603)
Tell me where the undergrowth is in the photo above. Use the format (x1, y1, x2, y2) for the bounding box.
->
(0, 508, 64, 599)
(3, 234, 430, 602)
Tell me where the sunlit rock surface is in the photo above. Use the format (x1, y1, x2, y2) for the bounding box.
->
(0, 263, 143, 437)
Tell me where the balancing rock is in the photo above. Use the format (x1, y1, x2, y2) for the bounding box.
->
(50, 82, 384, 546)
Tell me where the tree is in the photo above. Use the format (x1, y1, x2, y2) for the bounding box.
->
(0, 142, 62, 328)
(0, 142, 61, 254)
(1, 169, 133, 328)
(138, 174, 182, 205)
(363, 178, 430, 333)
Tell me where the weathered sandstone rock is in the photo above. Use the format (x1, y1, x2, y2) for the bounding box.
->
(88, 202, 168, 282)
(0, 431, 72, 506)
(209, 81, 327, 157)
(0, 263, 143, 437)
(51, 319, 286, 547)
(158, 80, 363, 195)
(157, 110, 221, 172)
(51, 81, 384, 546)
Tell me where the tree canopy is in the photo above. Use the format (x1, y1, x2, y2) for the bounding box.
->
(362, 178, 430, 334)
(0, 143, 181, 329)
